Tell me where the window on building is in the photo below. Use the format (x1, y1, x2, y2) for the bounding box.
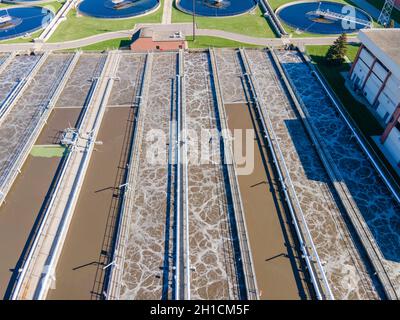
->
(373, 100, 380, 110)
(383, 112, 390, 123)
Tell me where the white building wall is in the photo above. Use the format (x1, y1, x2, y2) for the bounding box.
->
(364, 73, 381, 105)
(372, 62, 388, 81)
(374, 76, 400, 123)
(359, 48, 374, 66)
(351, 48, 400, 124)
(384, 76, 400, 102)
(352, 58, 369, 85)
(383, 127, 400, 165)
(377, 84, 399, 123)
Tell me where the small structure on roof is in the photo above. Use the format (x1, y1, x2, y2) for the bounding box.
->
(130, 27, 187, 52)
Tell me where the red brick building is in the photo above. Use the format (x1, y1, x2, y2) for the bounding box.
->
(130, 28, 187, 52)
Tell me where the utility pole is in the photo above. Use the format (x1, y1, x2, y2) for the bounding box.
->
(192, 0, 196, 41)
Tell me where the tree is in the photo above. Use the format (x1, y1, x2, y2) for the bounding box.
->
(325, 33, 347, 65)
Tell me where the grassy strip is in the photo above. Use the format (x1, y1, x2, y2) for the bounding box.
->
(68, 35, 264, 51)
(172, 2, 277, 38)
(0, 29, 43, 44)
(306, 44, 381, 135)
(72, 37, 132, 51)
(42, 1, 65, 13)
(188, 35, 265, 48)
(306, 44, 400, 184)
(31, 145, 67, 158)
(47, 0, 164, 43)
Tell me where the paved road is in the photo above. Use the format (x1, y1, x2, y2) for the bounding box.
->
(0, 23, 360, 52)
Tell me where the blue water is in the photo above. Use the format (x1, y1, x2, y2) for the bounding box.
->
(177, 0, 256, 17)
(277, 1, 372, 34)
(0, 7, 54, 41)
(78, 0, 159, 19)
(278, 50, 400, 264)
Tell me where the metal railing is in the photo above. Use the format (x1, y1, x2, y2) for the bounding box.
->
(269, 48, 395, 299)
(33, 52, 117, 300)
(38, 0, 77, 42)
(180, 50, 191, 301)
(10, 52, 113, 300)
(105, 52, 153, 300)
(311, 9, 373, 28)
(0, 52, 15, 76)
(0, 53, 48, 127)
(6, 52, 80, 298)
(210, 48, 259, 300)
(239, 48, 334, 300)
(0, 81, 26, 121)
(0, 53, 77, 208)
(302, 52, 400, 205)
(174, 49, 186, 300)
(289, 49, 399, 299)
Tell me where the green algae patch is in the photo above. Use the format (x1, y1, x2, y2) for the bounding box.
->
(31, 145, 68, 158)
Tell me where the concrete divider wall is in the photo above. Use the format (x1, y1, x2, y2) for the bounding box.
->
(105, 53, 153, 300)
(210, 48, 259, 300)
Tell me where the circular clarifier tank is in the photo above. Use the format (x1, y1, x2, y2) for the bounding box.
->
(277, 1, 372, 34)
(176, 0, 257, 17)
(77, 0, 160, 19)
(0, 7, 54, 41)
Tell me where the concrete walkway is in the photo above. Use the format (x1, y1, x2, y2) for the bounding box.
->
(0, 23, 359, 52)
(162, 0, 173, 24)
(0, 0, 54, 8)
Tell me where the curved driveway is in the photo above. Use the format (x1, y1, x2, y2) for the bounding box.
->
(0, 22, 359, 52)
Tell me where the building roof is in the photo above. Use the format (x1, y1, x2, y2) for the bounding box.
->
(138, 27, 185, 42)
(138, 27, 154, 38)
(358, 29, 400, 80)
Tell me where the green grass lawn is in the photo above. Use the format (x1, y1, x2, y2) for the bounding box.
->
(306, 44, 381, 136)
(0, 29, 43, 44)
(72, 37, 132, 51)
(47, 0, 163, 43)
(306, 44, 400, 184)
(188, 36, 264, 48)
(268, 0, 298, 10)
(68, 35, 264, 51)
(172, 2, 277, 38)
